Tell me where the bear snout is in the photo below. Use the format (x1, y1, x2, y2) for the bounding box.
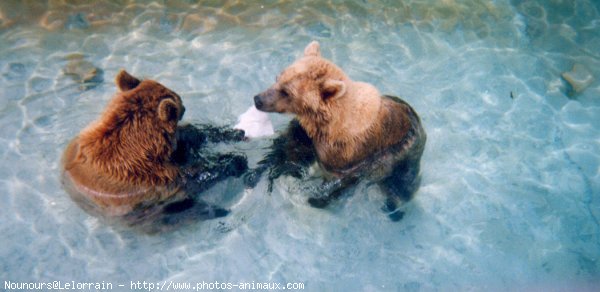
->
(254, 89, 282, 113)
(253, 95, 264, 110)
(179, 105, 186, 120)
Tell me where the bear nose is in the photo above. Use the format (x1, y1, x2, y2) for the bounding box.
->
(254, 95, 263, 109)
(179, 106, 186, 120)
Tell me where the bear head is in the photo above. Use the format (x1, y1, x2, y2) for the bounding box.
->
(73, 70, 185, 186)
(253, 41, 350, 118)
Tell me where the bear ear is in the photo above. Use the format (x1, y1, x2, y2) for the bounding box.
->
(321, 79, 346, 100)
(304, 41, 321, 57)
(115, 70, 141, 91)
(158, 99, 180, 123)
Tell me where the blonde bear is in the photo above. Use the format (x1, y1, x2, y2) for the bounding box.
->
(249, 41, 426, 220)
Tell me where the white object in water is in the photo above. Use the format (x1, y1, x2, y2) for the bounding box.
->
(234, 105, 274, 138)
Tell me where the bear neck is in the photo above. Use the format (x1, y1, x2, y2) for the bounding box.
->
(329, 81, 382, 139)
(298, 80, 382, 170)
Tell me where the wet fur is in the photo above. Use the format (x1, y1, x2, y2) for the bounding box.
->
(62, 70, 247, 228)
(252, 42, 426, 220)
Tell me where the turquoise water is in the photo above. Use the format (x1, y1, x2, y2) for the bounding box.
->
(1, 0, 599, 290)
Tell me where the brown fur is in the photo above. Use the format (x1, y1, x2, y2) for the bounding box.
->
(252, 41, 426, 217)
(62, 70, 186, 216)
(254, 41, 423, 175)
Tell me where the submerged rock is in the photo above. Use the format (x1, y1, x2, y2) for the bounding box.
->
(0, 13, 15, 29)
(4, 62, 27, 80)
(63, 53, 103, 90)
(39, 10, 65, 31)
(181, 13, 217, 34)
(562, 63, 594, 96)
(66, 12, 90, 30)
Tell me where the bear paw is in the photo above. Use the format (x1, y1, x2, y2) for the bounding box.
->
(381, 198, 405, 222)
(218, 153, 248, 177)
(243, 169, 262, 188)
(307, 197, 331, 209)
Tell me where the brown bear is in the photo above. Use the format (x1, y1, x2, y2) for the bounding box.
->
(62, 70, 247, 228)
(249, 41, 426, 221)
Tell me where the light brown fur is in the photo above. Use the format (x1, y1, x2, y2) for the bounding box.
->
(254, 41, 419, 174)
(252, 42, 426, 216)
(62, 70, 186, 216)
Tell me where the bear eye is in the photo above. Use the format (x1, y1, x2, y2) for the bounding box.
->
(280, 88, 290, 98)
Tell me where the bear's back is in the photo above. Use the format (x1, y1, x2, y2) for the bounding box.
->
(62, 138, 184, 218)
(326, 95, 426, 178)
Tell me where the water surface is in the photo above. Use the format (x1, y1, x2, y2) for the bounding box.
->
(1, 0, 599, 290)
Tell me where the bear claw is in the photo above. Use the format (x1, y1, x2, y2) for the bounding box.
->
(307, 197, 331, 209)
